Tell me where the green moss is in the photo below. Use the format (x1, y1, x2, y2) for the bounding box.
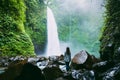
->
(0, 32, 34, 56)
(0, 0, 26, 32)
(0, 0, 34, 56)
(100, 0, 120, 60)
(25, 0, 47, 54)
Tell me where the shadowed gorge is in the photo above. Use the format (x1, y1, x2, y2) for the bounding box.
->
(1, 0, 120, 80)
(0, 0, 105, 57)
(0, 0, 119, 60)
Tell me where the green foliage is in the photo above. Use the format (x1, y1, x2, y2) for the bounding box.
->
(50, 0, 104, 57)
(0, 0, 34, 56)
(0, 32, 34, 56)
(100, 0, 120, 60)
(0, 0, 26, 32)
(25, 0, 47, 53)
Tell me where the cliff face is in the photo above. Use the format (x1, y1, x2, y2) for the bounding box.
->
(25, 0, 47, 54)
(100, 0, 120, 61)
(0, 0, 34, 56)
(0, 0, 47, 56)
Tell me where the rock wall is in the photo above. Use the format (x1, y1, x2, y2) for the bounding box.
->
(100, 0, 120, 61)
(25, 0, 47, 54)
(0, 0, 47, 56)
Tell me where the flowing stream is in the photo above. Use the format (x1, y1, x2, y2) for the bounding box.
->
(46, 7, 61, 56)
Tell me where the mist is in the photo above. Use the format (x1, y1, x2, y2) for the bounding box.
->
(50, 0, 105, 57)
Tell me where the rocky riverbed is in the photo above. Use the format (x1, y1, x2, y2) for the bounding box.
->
(0, 50, 120, 80)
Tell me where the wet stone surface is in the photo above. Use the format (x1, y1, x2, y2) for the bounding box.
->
(0, 51, 120, 80)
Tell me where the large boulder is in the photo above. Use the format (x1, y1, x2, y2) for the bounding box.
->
(0, 60, 27, 80)
(72, 50, 88, 64)
(93, 60, 115, 73)
(43, 66, 63, 80)
(93, 60, 116, 80)
(15, 63, 45, 80)
(98, 63, 120, 80)
(0, 59, 46, 80)
(0, 56, 9, 67)
(71, 50, 99, 70)
(72, 70, 95, 80)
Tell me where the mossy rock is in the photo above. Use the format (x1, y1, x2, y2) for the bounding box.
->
(100, 0, 120, 61)
(0, 32, 35, 56)
(0, 0, 35, 56)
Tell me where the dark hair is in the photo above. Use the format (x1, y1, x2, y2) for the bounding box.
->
(66, 47, 71, 55)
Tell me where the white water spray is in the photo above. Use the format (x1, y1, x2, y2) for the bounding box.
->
(46, 7, 61, 56)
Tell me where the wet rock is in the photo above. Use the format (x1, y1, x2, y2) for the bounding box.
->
(9, 57, 14, 61)
(72, 70, 83, 79)
(43, 66, 63, 80)
(8, 56, 26, 62)
(0, 56, 28, 67)
(55, 77, 67, 80)
(49, 56, 59, 61)
(58, 54, 64, 61)
(48, 55, 64, 62)
(71, 50, 88, 70)
(0, 67, 7, 74)
(113, 47, 120, 61)
(72, 70, 95, 80)
(0, 60, 27, 80)
(71, 50, 99, 70)
(98, 63, 120, 80)
(93, 60, 115, 74)
(37, 61, 48, 70)
(58, 61, 65, 65)
(72, 50, 88, 64)
(13, 56, 25, 61)
(0, 57, 9, 67)
(27, 57, 39, 64)
(37, 56, 64, 71)
(0, 61, 9, 67)
(63, 72, 75, 80)
(37, 57, 47, 62)
(59, 66, 65, 73)
(2, 55, 120, 80)
(15, 63, 46, 80)
(58, 61, 66, 72)
(47, 58, 62, 68)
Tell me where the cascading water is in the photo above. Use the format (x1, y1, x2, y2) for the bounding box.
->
(46, 6, 61, 56)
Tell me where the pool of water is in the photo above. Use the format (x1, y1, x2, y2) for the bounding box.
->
(0, 67, 6, 74)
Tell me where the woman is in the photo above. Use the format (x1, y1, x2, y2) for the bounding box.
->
(64, 47, 71, 71)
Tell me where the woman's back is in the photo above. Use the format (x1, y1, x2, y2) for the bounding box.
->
(64, 47, 71, 62)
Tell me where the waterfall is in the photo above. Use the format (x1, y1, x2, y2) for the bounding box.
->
(46, 7, 61, 56)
